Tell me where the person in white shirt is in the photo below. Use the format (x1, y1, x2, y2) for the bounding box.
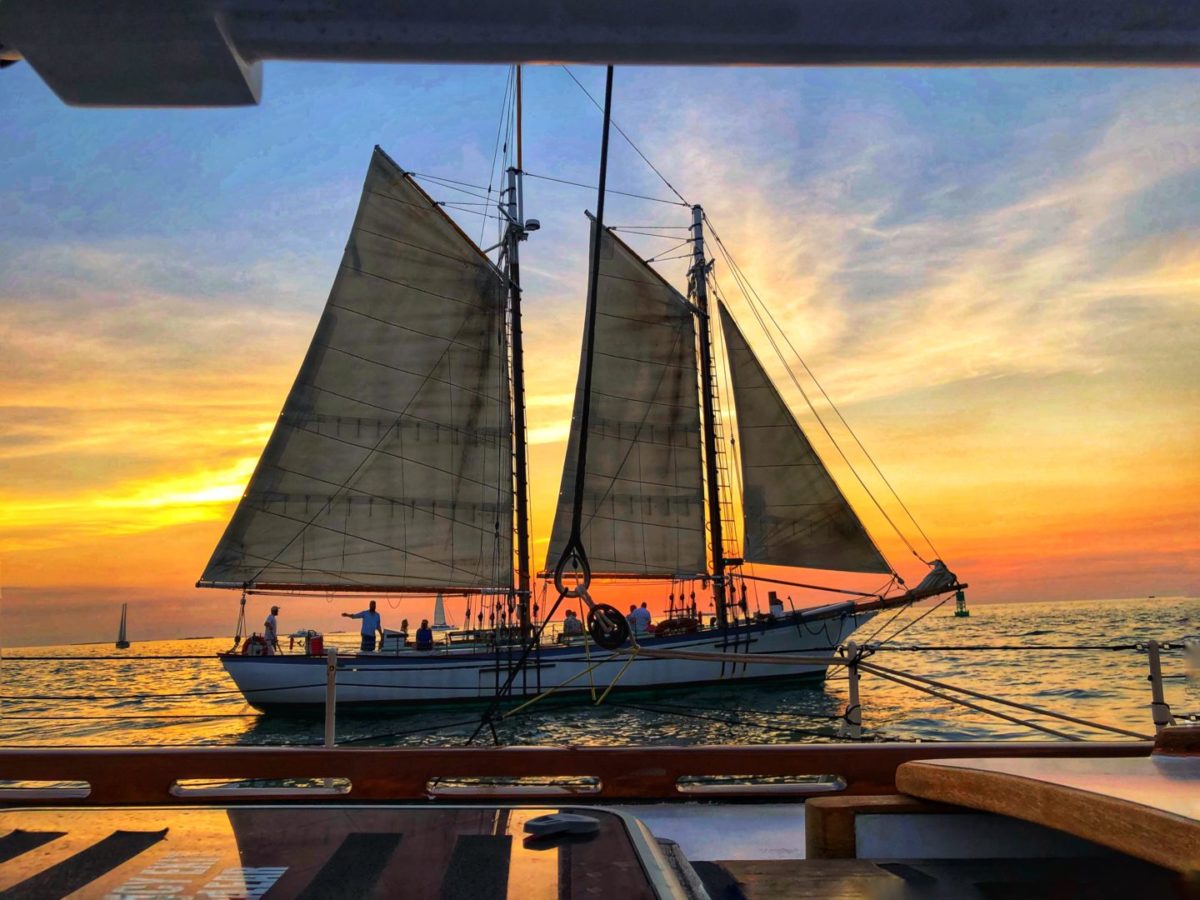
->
(632, 602, 652, 634)
(342, 600, 384, 651)
(264, 605, 280, 655)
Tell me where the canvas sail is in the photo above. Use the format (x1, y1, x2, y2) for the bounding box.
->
(545, 225, 707, 578)
(718, 303, 890, 574)
(199, 148, 513, 592)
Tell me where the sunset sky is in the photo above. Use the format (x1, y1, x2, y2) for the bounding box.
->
(2, 63, 1197, 646)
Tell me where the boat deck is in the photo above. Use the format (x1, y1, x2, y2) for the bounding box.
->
(699, 856, 1184, 899)
(0, 803, 1189, 899)
(0, 805, 676, 898)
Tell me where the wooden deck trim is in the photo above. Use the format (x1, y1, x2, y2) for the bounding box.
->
(0, 741, 1151, 806)
(804, 794, 961, 859)
(896, 757, 1200, 873)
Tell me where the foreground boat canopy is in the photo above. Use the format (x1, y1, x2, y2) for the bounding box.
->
(2, 1, 1199, 107)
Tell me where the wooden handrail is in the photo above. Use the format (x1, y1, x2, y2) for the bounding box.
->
(0, 741, 1151, 806)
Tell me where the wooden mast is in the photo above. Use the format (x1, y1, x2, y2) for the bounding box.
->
(690, 206, 729, 626)
(507, 65, 533, 637)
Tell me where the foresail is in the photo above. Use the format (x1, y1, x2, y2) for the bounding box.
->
(718, 304, 891, 575)
(545, 225, 707, 578)
(199, 148, 512, 592)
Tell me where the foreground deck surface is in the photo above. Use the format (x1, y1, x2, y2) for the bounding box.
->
(702, 857, 1187, 899)
(0, 806, 673, 898)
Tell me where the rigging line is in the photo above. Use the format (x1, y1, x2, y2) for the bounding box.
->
(480, 65, 515, 245)
(860, 602, 910, 644)
(0, 655, 233, 662)
(648, 245, 698, 265)
(560, 65, 690, 207)
(708, 249, 917, 569)
(738, 573, 879, 599)
(555, 65, 616, 585)
(498, 651, 621, 719)
(620, 695, 844, 722)
(463, 591, 568, 745)
(439, 204, 505, 221)
(705, 215, 940, 563)
(871, 597, 950, 647)
(522, 171, 686, 207)
(858, 660, 1153, 741)
(874, 643, 1174, 652)
(406, 171, 492, 192)
(0, 713, 260, 720)
(0, 685, 309, 700)
(335, 716, 487, 745)
(416, 178, 497, 204)
(607, 700, 844, 739)
(859, 665, 1081, 741)
(608, 223, 690, 230)
(614, 229, 694, 241)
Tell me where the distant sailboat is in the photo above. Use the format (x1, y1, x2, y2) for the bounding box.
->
(431, 592, 454, 631)
(115, 603, 130, 649)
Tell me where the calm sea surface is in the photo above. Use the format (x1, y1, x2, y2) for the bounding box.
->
(1, 597, 1195, 748)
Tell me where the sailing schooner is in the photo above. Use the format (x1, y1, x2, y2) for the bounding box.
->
(199, 78, 963, 711)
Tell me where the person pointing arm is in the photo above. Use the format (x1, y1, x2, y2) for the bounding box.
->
(342, 599, 383, 652)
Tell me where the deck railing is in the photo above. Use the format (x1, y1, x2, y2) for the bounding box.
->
(0, 740, 1152, 806)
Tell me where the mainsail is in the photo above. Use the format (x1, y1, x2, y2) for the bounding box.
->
(545, 225, 707, 577)
(718, 303, 890, 575)
(199, 148, 513, 592)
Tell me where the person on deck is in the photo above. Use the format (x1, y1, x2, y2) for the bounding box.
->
(415, 619, 434, 651)
(562, 609, 583, 636)
(264, 605, 281, 655)
(342, 600, 383, 652)
(633, 602, 652, 634)
(627, 605, 638, 631)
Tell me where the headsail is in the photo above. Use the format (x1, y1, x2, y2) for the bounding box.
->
(718, 303, 891, 575)
(545, 224, 707, 578)
(199, 147, 513, 593)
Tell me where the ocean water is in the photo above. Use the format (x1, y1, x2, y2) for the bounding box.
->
(0, 597, 1194, 748)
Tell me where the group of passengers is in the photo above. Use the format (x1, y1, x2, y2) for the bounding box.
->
(559, 602, 655, 640)
(262, 600, 434, 654)
(264, 599, 662, 655)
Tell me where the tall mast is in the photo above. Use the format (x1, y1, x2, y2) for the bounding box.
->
(507, 65, 533, 636)
(691, 205, 728, 626)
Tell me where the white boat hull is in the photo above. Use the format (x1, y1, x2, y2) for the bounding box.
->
(221, 609, 873, 711)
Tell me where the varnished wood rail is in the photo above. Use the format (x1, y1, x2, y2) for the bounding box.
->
(0, 741, 1151, 805)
